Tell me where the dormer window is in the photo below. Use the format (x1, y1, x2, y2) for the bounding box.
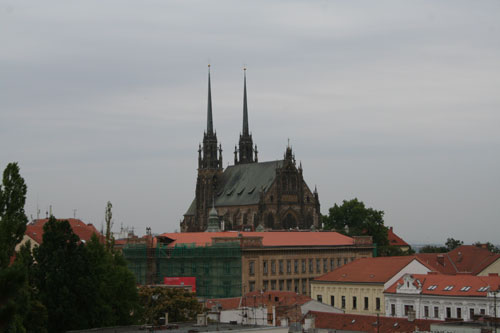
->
(427, 285, 437, 290)
(460, 286, 471, 291)
(443, 285, 454, 291)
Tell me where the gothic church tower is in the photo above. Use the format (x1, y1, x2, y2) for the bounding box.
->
(191, 65, 223, 232)
(235, 68, 258, 165)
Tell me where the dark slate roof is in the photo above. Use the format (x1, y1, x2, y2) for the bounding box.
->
(185, 160, 282, 215)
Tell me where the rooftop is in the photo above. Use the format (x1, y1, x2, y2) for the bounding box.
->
(206, 291, 312, 311)
(314, 256, 429, 284)
(385, 272, 500, 296)
(159, 231, 354, 248)
(309, 310, 440, 332)
(27, 218, 104, 244)
(416, 245, 500, 275)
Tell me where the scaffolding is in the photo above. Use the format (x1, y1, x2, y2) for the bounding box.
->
(122, 241, 242, 299)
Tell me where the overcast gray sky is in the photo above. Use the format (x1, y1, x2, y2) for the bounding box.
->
(1, 0, 499, 244)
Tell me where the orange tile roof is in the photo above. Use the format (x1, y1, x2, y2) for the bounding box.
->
(385, 272, 500, 297)
(205, 297, 241, 311)
(387, 227, 409, 247)
(159, 231, 354, 248)
(205, 291, 312, 310)
(416, 245, 500, 275)
(310, 311, 440, 332)
(314, 256, 429, 284)
(29, 218, 104, 243)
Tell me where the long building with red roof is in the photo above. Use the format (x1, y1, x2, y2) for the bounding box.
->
(123, 231, 374, 298)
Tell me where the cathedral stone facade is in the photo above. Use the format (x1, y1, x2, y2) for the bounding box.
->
(181, 67, 320, 232)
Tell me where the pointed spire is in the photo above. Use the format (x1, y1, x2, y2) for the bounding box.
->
(207, 64, 213, 135)
(243, 67, 249, 136)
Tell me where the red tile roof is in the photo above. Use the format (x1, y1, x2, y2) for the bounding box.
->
(385, 272, 500, 297)
(159, 231, 354, 248)
(28, 218, 104, 243)
(310, 311, 440, 332)
(205, 291, 312, 310)
(314, 256, 430, 284)
(387, 227, 409, 247)
(416, 245, 500, 275)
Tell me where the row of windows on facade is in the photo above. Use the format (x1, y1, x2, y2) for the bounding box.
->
(316, 295, 381, 311)
(248, 278, 310, 294)
(391, 304, 487, 319)
(249, 257, 355, 276)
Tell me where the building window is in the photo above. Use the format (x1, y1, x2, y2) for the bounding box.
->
(263, 261, 268, 274)
(364, 297, 369, 310)
(424, 306, 429, 318)
(469, 308, 474, 319)
(457, 307, 462, 319)
(294, 279, 299, 293)
(316, 259, 321, 273)
(317, 295, 322, 302)
(279, 280, 284, 291)
(352, 296, 357, 309)
(271, 260, 276, 274)
(330, 295, 335, 306)
(279, 260, 284, 274)
(287, 260, 291, 274)
(286, 279, 292, 291)
(404, 305, 413, 316)
(391, 304, 395, 316)
(302, 259, 306, 273)
(434, 307, 439, 318)
(480, 309, 485, 315)
(330, 258, 335, 271)
(249, 261, 255, 276)
(351, 257, 355, 262)
(249, 281, 255, 292)
(446, 307, 451, 319)
(341, 296, 346, 309)
(271, 280, 276, 290)
(376, 297, 381, 311)
(309, 259, 313, 273)
(294, 260, 298, 274)
(263, 280, 268, 291)
(301, 279, 307, 294)
(344, 258, 348, 265)
(323, 258, 328, 272)
(337, 258, 342, 266)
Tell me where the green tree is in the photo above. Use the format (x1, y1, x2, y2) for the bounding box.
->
(419, 245, 447, 253)
(104, 201, 113, 252)
(473, 242, 500, 253)
(138, 286, 202, 324)
(445, 238, 463, 251)
(31, 218, 140, 332)
(32, 217, 90, 332)
(85, 235, 139, 326)
(323, 198, 398, 256)
(0, 163, 28, 332)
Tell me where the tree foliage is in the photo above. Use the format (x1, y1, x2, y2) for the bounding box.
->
(31, 217, 140, 332)
(419, 238, 464, 253)
(445, 238, 463, 251)
(322, 198, 403, 256)
(138, 287, 202, 324)
(0, 163, 29, 332)
(473, 242, 500, 253)
(104, 201, 113, 252)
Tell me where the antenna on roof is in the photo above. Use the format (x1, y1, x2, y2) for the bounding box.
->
(73, 209, 77, 219)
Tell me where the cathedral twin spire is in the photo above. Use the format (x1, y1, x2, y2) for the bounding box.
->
(199, 66, 257, 170)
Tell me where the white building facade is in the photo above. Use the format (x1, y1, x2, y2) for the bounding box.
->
(384, 273, 500, 321)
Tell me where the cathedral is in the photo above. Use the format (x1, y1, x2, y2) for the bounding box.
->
(181, 67, 321, 232)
